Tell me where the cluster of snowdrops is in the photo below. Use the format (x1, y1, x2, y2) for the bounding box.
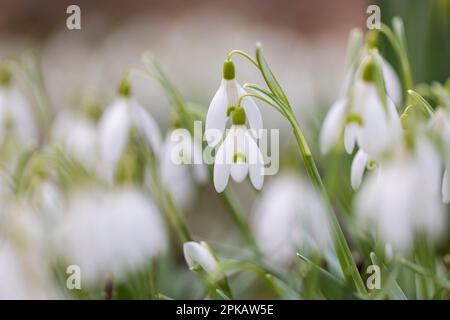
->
(0, 18, 448, 299)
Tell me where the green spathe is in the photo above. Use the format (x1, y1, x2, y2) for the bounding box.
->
(223, 60, 235, 80)
(231, 107, 246, 125)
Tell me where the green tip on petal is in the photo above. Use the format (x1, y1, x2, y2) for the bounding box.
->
(223, 60, 235, 80)
(118, 78, 131, 97)
(233, 152, 246, 163)
(361, 60, 375, 82)
(231, 107, 246, 125)
(346, 113, 364, 126)
(0, 64, 12, 86)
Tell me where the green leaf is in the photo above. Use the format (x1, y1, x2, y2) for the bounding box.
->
(255, 45, 290, 110)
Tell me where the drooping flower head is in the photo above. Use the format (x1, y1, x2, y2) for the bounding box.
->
(213, 106, 264, 192)
(98, 77, 161, 183)
(0, 63, 38, 148)
(205, 60, 262, 147)
(320, 56, 402, 189)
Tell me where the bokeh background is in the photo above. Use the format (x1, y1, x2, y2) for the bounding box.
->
(0, 0, 448, 299)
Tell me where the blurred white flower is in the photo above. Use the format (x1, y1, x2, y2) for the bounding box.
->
(98, 93, 161, 182)
(159, 130, 208, 209)
(0, 200, 59, 299)
(379, 57, 402, 107)
(320, 59, 402, 189)
(213, 123, 264, 193)
(0, 73, 38, 147)
(52, 112, 98, 169)
(57, 188, 167, 284)
(355, 138, 447, 251)
(205, 60, 262, 147)
(428, 108, 450, 203)
(183, 241, 218, 274)
(252, 173, 333, 266)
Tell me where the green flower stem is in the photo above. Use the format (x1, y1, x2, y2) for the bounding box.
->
(380, 23, 414, 106)
(233, 47, 367, 295)
(147, 150, 192, 243)
(226, 50, 260, 69)
(220, 184, 262, 256)
(238, 93, 286, 116)
(285, 110, 367, 296)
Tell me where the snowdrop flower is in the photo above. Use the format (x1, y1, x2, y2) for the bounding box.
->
(183, 241, 219, 274)
(213, 107, 264, 192)
(57, 187, 167, 284)
(52, 112, 97, 169)
(253, 173, 334, 267)
(355, 138, 447, 251)
(0, 244, 59, 299)
(159, 129, 208, 209)
(0, 201, 59, 299)
(0, 64, 38, 147)
(98, 79, 161, 182)
(205, 60, 262, 147)
(320, 59, 402, 189)
(428, 108, 450, 203)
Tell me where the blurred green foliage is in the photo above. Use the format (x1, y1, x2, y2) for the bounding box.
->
(377, 0, 450, 84)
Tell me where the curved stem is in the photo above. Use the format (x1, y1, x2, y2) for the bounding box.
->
(238, 93, 286, 116)
(285, 110, 367, 296)
(227, 50, 260, 69)
(380, 24, 414, 106)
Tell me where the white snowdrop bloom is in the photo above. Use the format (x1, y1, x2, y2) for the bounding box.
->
(0, 69, 38, 147)
(98, 90, 161, 182)
(428, 108, 450, 203)
(253, 173, 334, 267)
(205, 60, 262, 147)
(52, 112, 98, 169)
(355, 138, 447, 251)
(0, 200, 59, 299)
(320, 60, 402, 190)
(380, 56, 402, 107)
(159, 129, 208, 209)
(57, 188, 167, 284)
(0, 244, 59, 299)
(320, 59, 402, 157)
(183, 241, 218, 274)
(213, 107, 264, 192)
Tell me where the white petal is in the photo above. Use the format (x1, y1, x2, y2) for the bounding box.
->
(213, 134, 232, 193)
(357, 84, 390, 156)
(98, 99, 130, 181)
(351, 149, 368, 189)
(131, 100, 161, 152)
(246, 133, 264, 190)
(183, 242, 218, 274)
(344, 124, 358, 154)
(442, 169, 450, 203)
(319, 99, 346, 154)
(382, 58, 402, 107)
(205, 80, 228, 147)
(6, 88, 38, 146)
(237, 84, 263, 135)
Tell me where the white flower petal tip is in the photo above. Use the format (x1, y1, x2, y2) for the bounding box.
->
(183, 242, 218, 274)
(320, 100, 346, 154)
(344, 124, 357, 154)
(351, 150, 368, 190)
